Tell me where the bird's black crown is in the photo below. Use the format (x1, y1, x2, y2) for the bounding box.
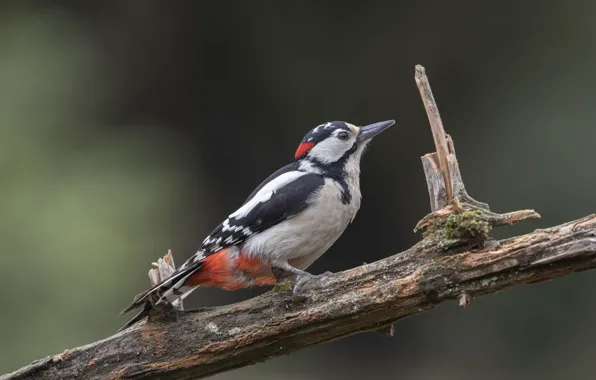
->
(301, 121, 351, 144)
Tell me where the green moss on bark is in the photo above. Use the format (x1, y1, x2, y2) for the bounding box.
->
(423, 210, 491, 251)
(273, 281, 294, 293)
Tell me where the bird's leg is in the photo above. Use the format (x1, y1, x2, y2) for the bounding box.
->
(271, 261, 313, 279)
(269, 263, 300, 293)
(271, 267, 293, 281)
(271, 261, 332, 295)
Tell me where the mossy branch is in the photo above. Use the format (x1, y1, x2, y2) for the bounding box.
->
(413, 65, 540, 249)
(3, 215, 595, 380)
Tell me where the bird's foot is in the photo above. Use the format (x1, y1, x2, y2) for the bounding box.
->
(292, 271, 333, 295)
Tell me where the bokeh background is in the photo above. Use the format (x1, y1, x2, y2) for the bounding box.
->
(1, 1, 595, 379)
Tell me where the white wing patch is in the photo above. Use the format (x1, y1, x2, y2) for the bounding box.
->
(201, 170, 309, 253)
(230, 171, 307, 219)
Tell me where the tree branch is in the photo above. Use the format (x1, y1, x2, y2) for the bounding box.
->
(3, 65, 593, 380)
(3, 215, 596, 380)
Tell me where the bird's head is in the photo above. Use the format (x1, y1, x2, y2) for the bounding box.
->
(294, 120, 395, 172)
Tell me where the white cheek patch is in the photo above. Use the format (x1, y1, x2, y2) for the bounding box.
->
(308, 136, 355, 164)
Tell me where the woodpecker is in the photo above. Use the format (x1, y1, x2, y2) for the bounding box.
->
(120, 120, 395, 330)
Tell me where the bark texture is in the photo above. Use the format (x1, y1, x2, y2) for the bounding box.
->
(3, 215, 596, 380)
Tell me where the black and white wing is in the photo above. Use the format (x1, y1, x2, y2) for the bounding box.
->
(119, 166, 323, 325)
(201, 169, 324, 254)
(242, 163, 297, 203)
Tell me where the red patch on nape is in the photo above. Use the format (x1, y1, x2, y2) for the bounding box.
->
(295, 142, 315, 159)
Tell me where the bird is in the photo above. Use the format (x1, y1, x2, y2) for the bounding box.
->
(119, 120, 395, 330)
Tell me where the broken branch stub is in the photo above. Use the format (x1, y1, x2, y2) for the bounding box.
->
(414, 65, 540, 247)
(420, 135, 487, 213)
(415, 65, 454, 204)
(147, 250, 182, 313)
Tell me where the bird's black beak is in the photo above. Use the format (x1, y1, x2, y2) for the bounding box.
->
(357, 120, 395, 142)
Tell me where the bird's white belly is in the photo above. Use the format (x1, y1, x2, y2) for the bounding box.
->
(242, 178, 361, 269)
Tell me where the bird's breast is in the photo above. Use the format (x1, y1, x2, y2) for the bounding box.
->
(242, 178, 360, 269)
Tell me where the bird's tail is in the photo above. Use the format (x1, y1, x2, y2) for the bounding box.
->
(118, 259, 204, 331)
(117, 301, 153, 332)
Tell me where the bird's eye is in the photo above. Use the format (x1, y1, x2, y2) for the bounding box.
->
(337, 131, 350, 141)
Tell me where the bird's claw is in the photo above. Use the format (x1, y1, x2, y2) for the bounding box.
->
(292, 271, 333, 295)
(292, 273, 312, 295)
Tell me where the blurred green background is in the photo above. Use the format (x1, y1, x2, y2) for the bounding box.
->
(1, 1, 595, 379)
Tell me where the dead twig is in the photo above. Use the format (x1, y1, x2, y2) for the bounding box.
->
(415, 65, 454, 204)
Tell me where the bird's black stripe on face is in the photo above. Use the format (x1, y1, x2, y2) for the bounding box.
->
(294, 121, 362, 205)
(305, 141, 360, 204)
